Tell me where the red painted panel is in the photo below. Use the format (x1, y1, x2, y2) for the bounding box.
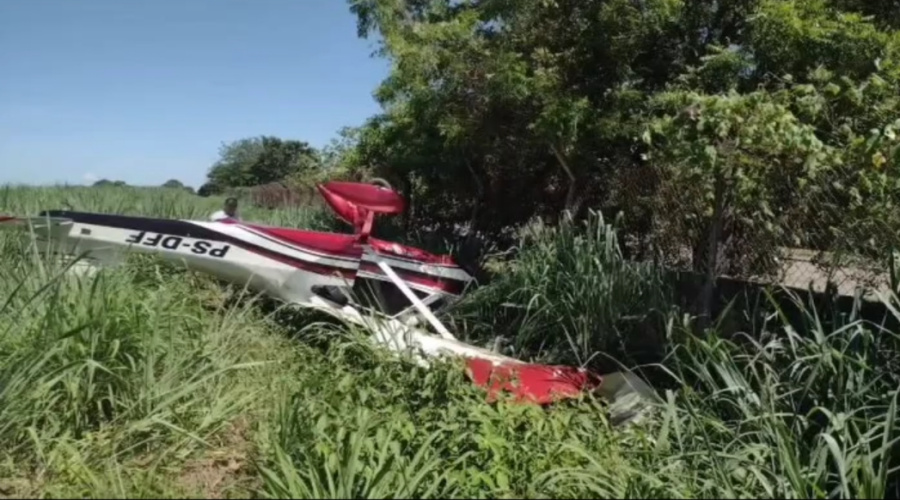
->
(466, 358, 603, 405)
(244, 224, 363, 258)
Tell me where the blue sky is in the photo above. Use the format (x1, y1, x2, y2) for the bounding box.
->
(0, 0, 390, 188)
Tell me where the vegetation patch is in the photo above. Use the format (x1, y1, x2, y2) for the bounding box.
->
(3, 1, 900, 497)
(0, 185, 897, 498)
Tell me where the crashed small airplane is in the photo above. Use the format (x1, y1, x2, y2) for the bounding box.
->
(1, 180, 654, 424)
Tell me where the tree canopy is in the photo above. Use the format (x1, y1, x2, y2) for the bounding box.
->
(336, 0, 900, 276)
(92, 179, 128, 187)
(161, 179, 195, 194)
(182, 0, 900, 278)
(198, 136, 321, 196)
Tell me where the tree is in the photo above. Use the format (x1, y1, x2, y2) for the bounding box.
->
(161, 179, 195, 194)
(344, 0, 900, 273)
(643, 90, 841, 277)
(318, 126, 364, 173)
(346, 0, 701, 236)
(93, 179, 127, 187)
(829, 0, 900, 30)
(202, 136, 320, 194)
(197, 182, 218, 197)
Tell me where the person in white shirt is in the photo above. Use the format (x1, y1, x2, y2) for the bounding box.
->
(210, 197, 241, 221)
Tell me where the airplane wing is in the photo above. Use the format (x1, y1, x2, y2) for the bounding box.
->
(0, 215, 74, 230)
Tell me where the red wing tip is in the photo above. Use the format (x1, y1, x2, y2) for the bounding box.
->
(465, 358, 604, 405)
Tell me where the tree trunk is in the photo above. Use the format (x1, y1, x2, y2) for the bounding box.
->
(698, 161, 728, 333)
(551, 143, 579, 218)
(464, 157, 484, 233)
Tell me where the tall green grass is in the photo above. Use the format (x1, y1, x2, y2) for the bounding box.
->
(450, 211, 675, 373)
(1, 185, 897, 498)
(0, 186, 324, 497)
(0, 184, 335, 229)
(656, 289, 900, 498)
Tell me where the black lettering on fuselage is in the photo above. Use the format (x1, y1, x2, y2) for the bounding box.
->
(160, 236, 183, 250)
(125, 231, 145, 244)
(209, 245, 230, 258)
(191, 240, 211, 254)
(142, 233, 163, 247)
(122, 231, 232, 259)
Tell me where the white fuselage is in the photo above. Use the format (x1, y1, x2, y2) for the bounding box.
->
(39, 219, 359, 305)
(28, 213, 518, 367)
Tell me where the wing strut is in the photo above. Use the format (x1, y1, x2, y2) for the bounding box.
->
(371, 253, 457, 341)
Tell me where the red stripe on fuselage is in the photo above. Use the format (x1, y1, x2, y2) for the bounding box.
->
(358, 262, 465, 295)
(240, 224, 363, 261)
(239, 243, 359, 280)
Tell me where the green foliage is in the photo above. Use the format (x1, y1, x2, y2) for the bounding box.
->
(344, 0, 900, 282)
(92, 179, 127, 187)
(829, 118, 900, 259)
(161, 178, 195, 194)
(0, 185, 898, 497)
(6, 1, 900, 497)
(658, 297, 900, 498)
(643, 90, 841, 275)
(828, 0, 900, 31)
(749, 0, 896, 83)
(451, 211, 674, 372)
(203, 136, 320, 194)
